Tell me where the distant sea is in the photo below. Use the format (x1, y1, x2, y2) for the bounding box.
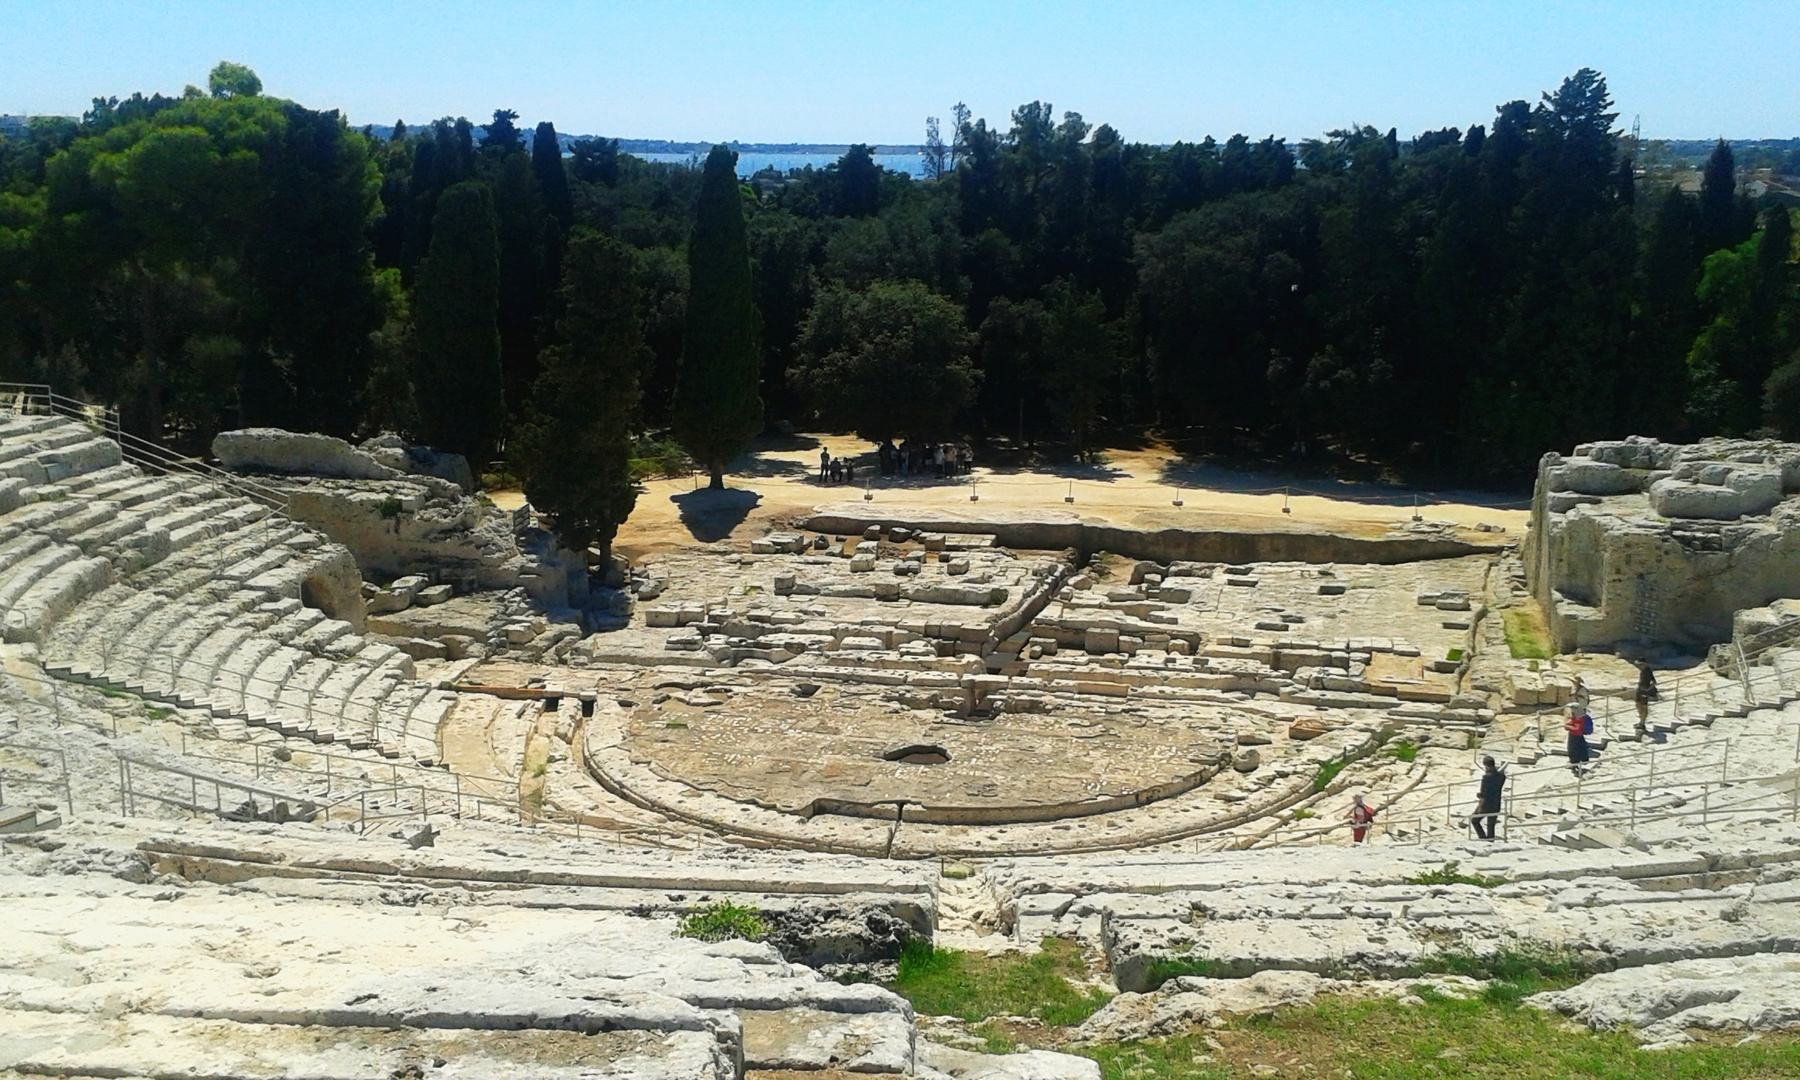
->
(629, 151, 930, 178)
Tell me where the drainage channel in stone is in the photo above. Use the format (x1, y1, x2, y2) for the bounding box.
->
(882, 744, 950, 765)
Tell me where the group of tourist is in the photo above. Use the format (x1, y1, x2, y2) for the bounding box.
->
(878, 439, 972, 478)
(817, 448, 858, 484)
(1343, 659, 1663, 845)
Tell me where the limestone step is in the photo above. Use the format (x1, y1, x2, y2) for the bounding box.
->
(138, 602, 239, 697)
(35, 436, 125, 483)
(244, 646, 313, 726)
(275, 658, 337, 739)
(0, 496, 90, 540)
(0, 533, 52, 579)
(0, 424, 93, 473)
(53, 462, 140, 494)
(112, 597, 209, 684)
(0, 543, 79, 614)
(309, 660, 381, 743)
(3, 555, 111, 643)
(0, 476, 27, 516)
(210, 633, 284, 716)
(0, 1009, 735, 1080)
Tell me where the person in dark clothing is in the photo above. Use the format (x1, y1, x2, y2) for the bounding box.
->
(1633, 659, 1659, 738)
(1471, 755, 1506, 840)
(819, 447, 831, 481)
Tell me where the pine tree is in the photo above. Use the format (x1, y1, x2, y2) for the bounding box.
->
(516, 231, 642, 558)
(411, 180, 504, 464)
(673, 145, 763, 489)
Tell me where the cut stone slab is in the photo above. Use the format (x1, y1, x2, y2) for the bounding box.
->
(918, 1041, 1101, 1080)
(742, 1005, 914, 1073)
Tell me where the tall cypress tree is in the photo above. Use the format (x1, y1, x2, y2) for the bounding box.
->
(532, 121, 573, 235)
(532, 120, 573, 344)
(674, 145, 763, 489)
(1699, 139, 1740, 254)
(411, 180, 504, 464)
(515, 231, 642, 559)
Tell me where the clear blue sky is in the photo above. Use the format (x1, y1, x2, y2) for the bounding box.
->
(4, 1, 1793, 144)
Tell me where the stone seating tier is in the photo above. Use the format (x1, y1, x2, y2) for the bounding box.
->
(0, 414, 451, 765)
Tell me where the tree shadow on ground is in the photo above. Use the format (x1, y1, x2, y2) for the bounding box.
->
(750, 432, 822, 453)
(670, 487, 762, 543)
(980, 457, 1129, 482)
(1151, 457, 1532, 511)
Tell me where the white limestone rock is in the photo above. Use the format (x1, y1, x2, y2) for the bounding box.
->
(919, 1041, 1101, 1080)
(1529, 954, 1800, 1048)
(214, 428, 403, 482)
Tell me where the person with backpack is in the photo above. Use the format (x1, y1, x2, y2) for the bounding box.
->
(1470, 755, 1506, 840)
(1564, 703, 1594, 775)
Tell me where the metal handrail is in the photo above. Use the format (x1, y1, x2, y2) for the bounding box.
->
(0, 382, 294, 513)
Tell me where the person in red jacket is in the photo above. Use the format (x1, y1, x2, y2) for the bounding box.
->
(1564, 705, 1593, 775)
(1345, 793, 1378, 844)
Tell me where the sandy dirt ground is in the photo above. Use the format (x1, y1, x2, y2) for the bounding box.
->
(497, 435, 1532, 558)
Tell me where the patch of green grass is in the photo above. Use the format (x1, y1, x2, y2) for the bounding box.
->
(1077, 990, 1800, 1079)
(1384, 738, 1419, 762)
(677, 901, 768, 943)
(1404, 943, 1586, 987)
(1502, 605, 1554, 660)
(1311, 758, 1347, 792)
(1291, 808, 1316, 820)
(528, 762, 547, 778)
(1142, 956, 1223, 991)
(97, 686, 133, 700)
(890, 938, 1112, 1027)
(145, 706, 174, 721)
(1447, 647, 1465, 662)
(1406, 860, 1506, 889)
(377, 495, 402, 519)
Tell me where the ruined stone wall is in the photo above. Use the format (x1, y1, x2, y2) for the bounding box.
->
(1526, 436, 1800, 652)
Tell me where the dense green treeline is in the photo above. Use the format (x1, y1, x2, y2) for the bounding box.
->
(2, 64, 1797, 499)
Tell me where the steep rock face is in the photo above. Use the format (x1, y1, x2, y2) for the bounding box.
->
(273, 476, 586, 612)
(213, 432, 589, 615)
(1525, 436, 1800, 652)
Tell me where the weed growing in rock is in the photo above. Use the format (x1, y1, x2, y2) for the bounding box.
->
(889, 938, 1112, 1026)
(677, 901, 768, 942)
(378, 495, 403, 519)
(1405, 943, 1585, 988)
(1384, 739, 1419, 762)
(1311, 759, 1347, 792)
(1502, 606, 1553, 659)
(1142, 956, 1223, 991)
(1406, 860, 1505, 888)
